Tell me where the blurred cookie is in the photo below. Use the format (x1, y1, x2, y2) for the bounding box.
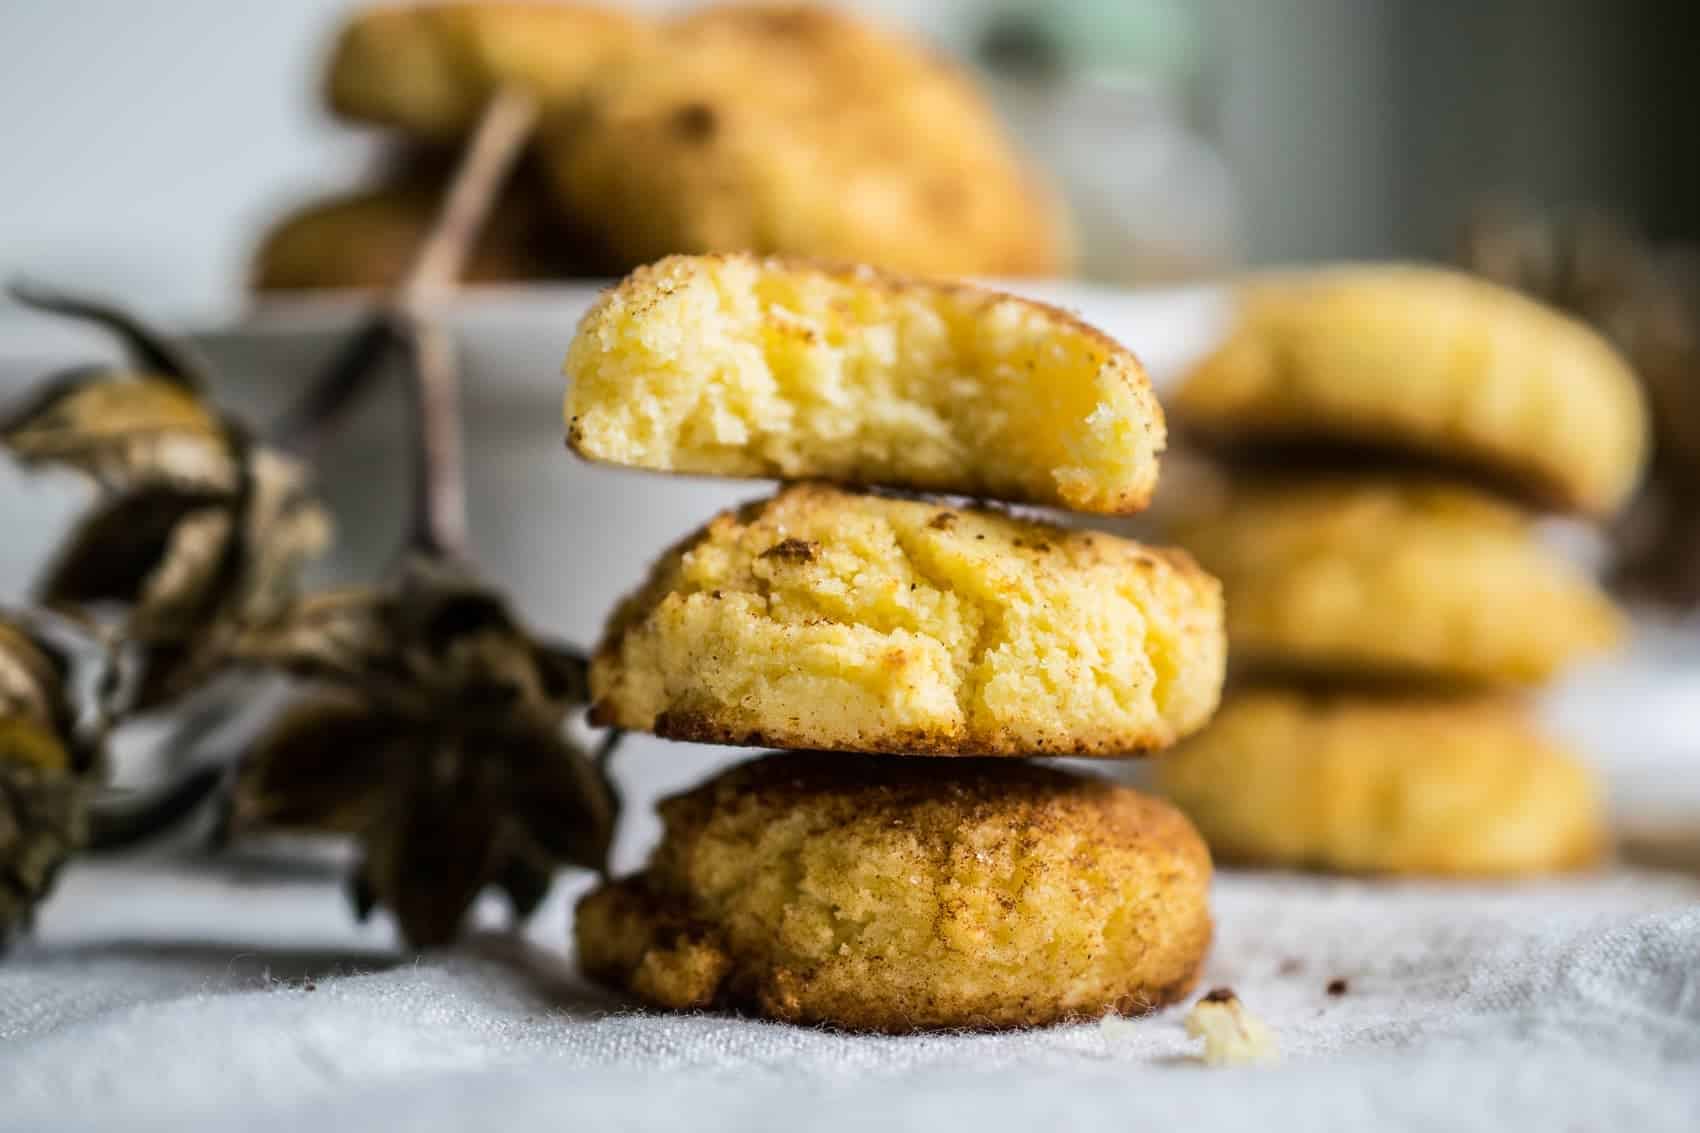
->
(251, 176, 562, 291)
(576, 750, 1213, 1032)
(1173, 267, 1648, 516)
(325, 2, 650, 138)
(1154, 688, 1606, 876)
(1166, 478, 1622, 686)
(542, 4, 1068, 276)
(590, 483, 1225, 756)
(565, 254, 1164, 514)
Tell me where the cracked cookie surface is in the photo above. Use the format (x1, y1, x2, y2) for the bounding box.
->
(589, 483, 1226, 756)
(575, 751, 1213, 1032)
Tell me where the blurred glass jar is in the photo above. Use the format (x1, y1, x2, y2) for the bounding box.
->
(976, 0, 1238, 285)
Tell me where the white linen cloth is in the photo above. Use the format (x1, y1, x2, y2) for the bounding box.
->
(4, 850, 1697, 1132)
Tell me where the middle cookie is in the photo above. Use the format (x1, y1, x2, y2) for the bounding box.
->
(591, 483, 1225, 756)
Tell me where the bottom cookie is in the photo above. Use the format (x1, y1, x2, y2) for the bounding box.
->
(576, 751, 1213, 1032)
(1154, 689, 1606, 877)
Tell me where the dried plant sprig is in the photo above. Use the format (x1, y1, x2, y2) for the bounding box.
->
(404, 319, 469, 557)
(0, 298, 333, 716)
(216, 88, 618, 950)
(225, 556, 617, 949)
(399, 86, 538, 316)
(0, 612, 105, 947)
(0, 87, 611, 956)
(0, 367, 231, 494)
(269, 84, 539, 462)
(5, 281, 215, 391)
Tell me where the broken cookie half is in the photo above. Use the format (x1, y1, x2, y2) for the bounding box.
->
(563, 254, 1166, 514)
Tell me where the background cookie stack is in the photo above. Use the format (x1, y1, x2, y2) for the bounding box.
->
(252, 2, 1069, 291)
(255, 2, 649, 291)
(559, 253, 1227, 1032)
(1151, 266, 1650, 877)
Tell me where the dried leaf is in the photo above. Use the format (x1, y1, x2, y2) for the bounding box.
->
(225, 586, 397, 691)
(360, 754, 502, 949)
(0, 288, 333, 729)
(494, 723, 616, 876)
(531, 639, 590, 708)
(0, 717, 71, 775)
(0, 372, 234, 494)
(133, 508, 237, 638)
(239, 450, 334, 624)
(0, 738, 89, 947)
(124, 449, 332, 641)
(228, 694, 400, 836)
(338, 713, 615, 947)
(0, 615, 96, 945)
(494, 847, 555, 920)
(29, 438, 331, 711)
(36, 485, 226, 614)
(0, 619, 73, 732)
(228, 593, 614, 946)
(7, 281, 213, 390)
(227, 552, 616, 948)
(123, 642, 202, 717)
(232, 558, 579, 725)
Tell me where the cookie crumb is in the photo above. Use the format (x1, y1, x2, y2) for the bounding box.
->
(1326, 978, 1349, 997)
(1097, 1013, 1142, 1041)
(1185, 988, 1278, 1066)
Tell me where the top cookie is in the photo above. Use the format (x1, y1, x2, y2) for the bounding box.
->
(1173, 266, 1649, 516)
(325, 2, 651, 138)
(564, 254, 1166, 514)
(540, 3, 1068, 277)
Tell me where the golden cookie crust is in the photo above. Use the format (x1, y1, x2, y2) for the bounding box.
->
(1155, 688, 1606, 877)
(590, 484, 1226, 756)
(1164, 477, 1622, 686)
(325, 2, 651, 138)
(576, 751, 1213, 1032)
(564, 253, 1165, 514)
(250, 176, 561, 292)
(1173, 266, 1649, 516)
(541, 4, 1068, 277)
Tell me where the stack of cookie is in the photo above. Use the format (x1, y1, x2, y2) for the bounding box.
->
(1152, 266, 1649, 877)
(253, 2, 1069, 291)
(558, 253, 1227, 1032)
